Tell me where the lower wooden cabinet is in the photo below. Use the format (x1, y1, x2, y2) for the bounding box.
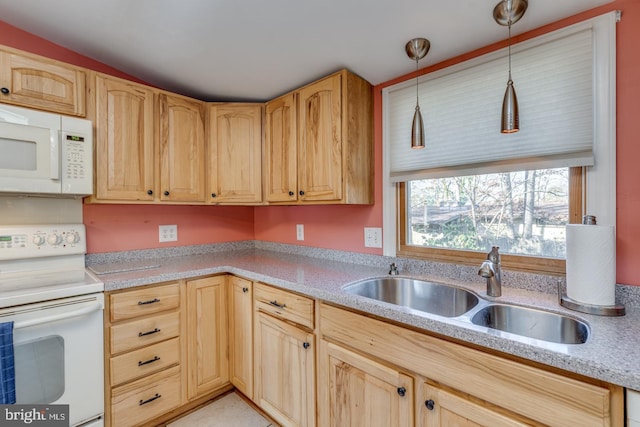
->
(318, 303, 624, 427)
(186, 276, 229, 400)
(254, 301, 315, 427)
(229, 276, 254, 399)
(319, 340, 414, 427)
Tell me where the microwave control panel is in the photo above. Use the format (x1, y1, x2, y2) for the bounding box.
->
(0, 224, 86, 260)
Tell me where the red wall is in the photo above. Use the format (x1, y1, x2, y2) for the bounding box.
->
(1, 1, 640, 285)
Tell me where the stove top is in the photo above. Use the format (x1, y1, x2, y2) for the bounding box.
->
(0, 224, 103, 308)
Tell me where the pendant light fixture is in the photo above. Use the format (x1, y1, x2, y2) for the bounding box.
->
(494, 0, 528, 133)
(405, 38, 430, 149)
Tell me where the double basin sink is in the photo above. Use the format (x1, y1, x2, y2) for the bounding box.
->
(343, 277, 589, 345)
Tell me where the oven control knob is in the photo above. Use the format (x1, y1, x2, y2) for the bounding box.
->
(32, 235, 46, 246)
(65, 232, 80, 244)
(47, 234, 62, 246)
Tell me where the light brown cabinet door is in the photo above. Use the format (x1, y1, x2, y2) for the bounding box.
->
(297, 73, 342, 202)
(186, 276, 229, 400)
(228, 276, 253, 399)
(95, 75, 155, 200)
(419, 383, 530, 427)
(208, 103, 262, 203)
(158, 93, 206, 202)
(255, 312, 315, 427)
(0, 49, 86, 116)
(319, 340, 414, 427)
(265, 93, 297, 202)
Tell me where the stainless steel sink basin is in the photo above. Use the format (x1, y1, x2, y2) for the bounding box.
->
(471, 304, 589, 344)
(343, 277, 479, 318)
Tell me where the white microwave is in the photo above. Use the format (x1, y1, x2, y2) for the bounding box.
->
(0, 104, 93, 196)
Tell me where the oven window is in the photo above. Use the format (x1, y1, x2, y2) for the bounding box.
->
(15, 335, 65, 404)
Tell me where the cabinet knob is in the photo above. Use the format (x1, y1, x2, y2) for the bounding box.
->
(242, 287, 249, 293)
(164, 191, 170, 196)
(397, 387, 407, 397)
(299, 190, 305, 196)
(147, 189, 153, 195)
(303, 342, 310, 349)
(211, 193, 217, 198)
(425, 399, 435, 411)
(0, 87, 9, 95)
(288, 191, 295, 196)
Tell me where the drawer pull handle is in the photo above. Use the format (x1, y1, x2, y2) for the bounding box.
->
(242, 287, 249, 293)
(138, 298, 160, 306)
(425, 399, 435, 411)
(139, 393, 162, 406)
(138, 356, 161, 366)
(138, 328, 161, 337)
(269, 300, 286, 309)
(397, 387, 407, 397)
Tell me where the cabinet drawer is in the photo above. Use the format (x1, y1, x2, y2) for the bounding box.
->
(110, 337, 181, 386)
(110, 311, 180, 354)
(111, 365, 182, 427)
(254, 283, 314, 329)
(110, 283, 180, 322)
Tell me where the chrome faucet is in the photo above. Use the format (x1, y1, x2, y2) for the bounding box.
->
(478, 246, 501, 297)
(389, 262, 399, 275)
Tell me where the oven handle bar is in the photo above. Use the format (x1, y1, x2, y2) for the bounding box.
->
(13, 302, 103, 330)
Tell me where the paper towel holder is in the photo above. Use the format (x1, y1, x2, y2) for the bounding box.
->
(559, 215, 625, 316)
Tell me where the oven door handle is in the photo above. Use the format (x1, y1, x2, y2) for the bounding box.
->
(13, 302, 103, 330)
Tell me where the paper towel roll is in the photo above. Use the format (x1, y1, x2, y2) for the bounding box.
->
(566, 223, 616, 306)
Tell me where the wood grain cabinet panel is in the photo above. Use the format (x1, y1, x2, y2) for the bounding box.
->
(0, 48, 86, 116)
(95, 74, 155, 201)
(158, 93, 207, 202)
(207, 103, 263, 204)
(319, 340, 414, 427)
(186, 276, 229, 400)
(265, 69, 373, 205)
(229, 276, 254, 399)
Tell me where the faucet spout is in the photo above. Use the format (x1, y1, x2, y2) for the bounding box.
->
(478, 246, 501, 297)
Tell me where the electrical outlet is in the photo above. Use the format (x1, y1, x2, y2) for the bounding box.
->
(159, 224, 178, 242)
(296, 224, 304, 241)
(364, 227, 382, 248)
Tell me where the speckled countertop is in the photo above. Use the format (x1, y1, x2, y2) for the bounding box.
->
(87, 243, 640, 391)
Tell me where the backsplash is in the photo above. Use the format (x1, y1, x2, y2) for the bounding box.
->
(86, 239, 640, 309)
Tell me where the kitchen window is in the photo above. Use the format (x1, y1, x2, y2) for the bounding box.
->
(382, 12, 617, 275)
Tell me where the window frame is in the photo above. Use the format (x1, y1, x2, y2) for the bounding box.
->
(396, 167, 584, 275)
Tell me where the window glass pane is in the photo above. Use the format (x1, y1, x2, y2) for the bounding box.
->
(15, 335, 65, 404)
(407, 168, 568, 258)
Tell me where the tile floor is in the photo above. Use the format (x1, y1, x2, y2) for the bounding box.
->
(167, 392, 275, 427)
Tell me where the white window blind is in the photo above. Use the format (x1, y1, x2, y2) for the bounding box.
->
(387, 22, 596, 182)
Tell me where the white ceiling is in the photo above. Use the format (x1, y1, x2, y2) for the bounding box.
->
(0, 0, 614, 102)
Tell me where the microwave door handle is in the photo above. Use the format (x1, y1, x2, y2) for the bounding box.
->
(49, 130, 60, 180)
(13, 302, 102, 330)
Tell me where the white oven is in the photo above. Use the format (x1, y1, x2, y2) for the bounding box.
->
(0, 224, 104, 427)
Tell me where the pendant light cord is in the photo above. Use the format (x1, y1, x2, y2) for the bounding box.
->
(415, 57, 420, 109)
(508, 21, 512, 82)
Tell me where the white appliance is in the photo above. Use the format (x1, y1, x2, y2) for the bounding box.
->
(0, 224, 104, 427)
(0, 104, 93, 196)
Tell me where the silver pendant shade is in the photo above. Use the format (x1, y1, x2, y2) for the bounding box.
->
(494, 0, 528, 133)
(405, 38, 430, 149)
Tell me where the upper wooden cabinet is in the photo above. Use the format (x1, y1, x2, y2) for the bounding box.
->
(207, 103, 263, 204)
(0, 47, 86, 116)
(95, 74, 155, 201)
(265, 93, 297, 202)
(265, 69, 373, 205)
(158, 93, 207, 203)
